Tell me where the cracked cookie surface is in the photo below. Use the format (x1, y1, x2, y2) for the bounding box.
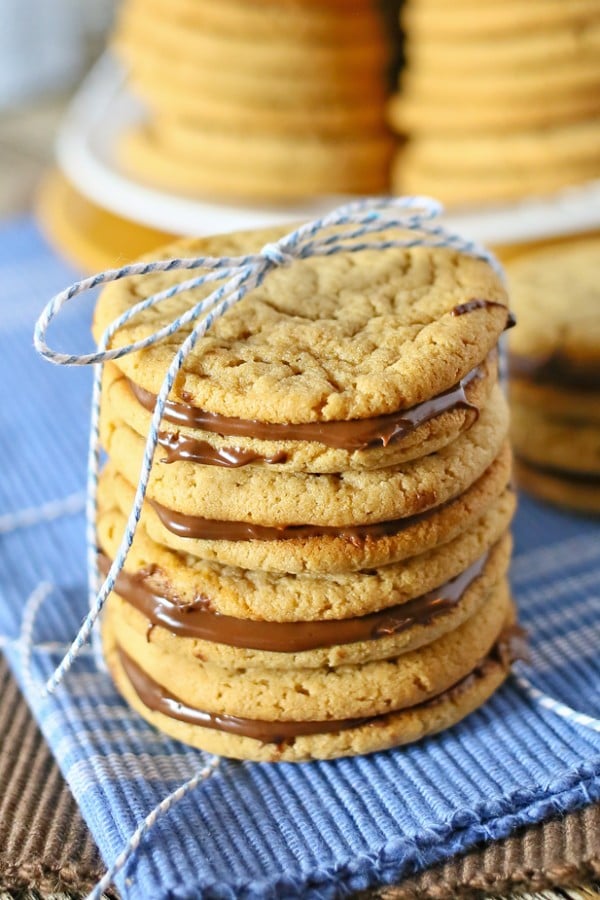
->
(93, 227, 508, 423)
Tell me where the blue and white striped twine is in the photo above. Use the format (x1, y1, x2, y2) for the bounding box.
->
(18, 193, 599, 897)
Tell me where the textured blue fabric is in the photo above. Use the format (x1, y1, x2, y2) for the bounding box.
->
(1, 217, 600, 899)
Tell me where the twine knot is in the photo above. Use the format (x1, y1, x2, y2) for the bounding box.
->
(260, 241, 297, 268)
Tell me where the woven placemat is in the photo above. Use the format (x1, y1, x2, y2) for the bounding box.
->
(0, 657, 598, 899)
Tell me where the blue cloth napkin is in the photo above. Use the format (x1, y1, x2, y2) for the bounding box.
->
(1, 217, 600, 900)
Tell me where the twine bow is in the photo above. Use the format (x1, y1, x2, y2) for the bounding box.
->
(33, 195, 502, 692)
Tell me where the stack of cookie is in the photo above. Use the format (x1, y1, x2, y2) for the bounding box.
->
(94, 225, 521, 762)
(389, 0, 600, 205)
(508, 238, 600, 514)
(111, 0, 394, 200)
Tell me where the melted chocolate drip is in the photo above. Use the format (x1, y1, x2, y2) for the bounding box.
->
(451, 299, 508, 317)
(100, 550, 489, 652)
(116, 625, 525, 743)
(128, 358, 487, 454)
(492, 623, 529, 667)
(158, 432, 288, 467)
(148, 493, 450, 542)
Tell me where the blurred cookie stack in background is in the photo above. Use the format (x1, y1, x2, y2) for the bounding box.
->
(508, 238, 600, 514)
(112, 0, 394, 201)
(389, 0, 600, 206)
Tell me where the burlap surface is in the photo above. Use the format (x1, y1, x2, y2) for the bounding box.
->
(0, 656, 598, 899)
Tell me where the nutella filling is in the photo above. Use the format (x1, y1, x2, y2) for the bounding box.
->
(116, 625, 526, 744)
(148, 494, 450, 542)
(100, 550, 489, 652)
(129, 352, 496, 457)
(451, 299, 508, 318)
(125, 299, 510, 466)
(509, 352, 600, 391)
(158, 433, 288, 467)
(516, 456, 600, 485)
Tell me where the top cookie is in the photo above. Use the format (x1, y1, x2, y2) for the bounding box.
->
(93, 226, 508, 424)
(508, 238, 600, 383)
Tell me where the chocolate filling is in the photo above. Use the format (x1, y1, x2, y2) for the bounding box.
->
(148, 493, 450, 542)
(452, 299, 508, 318)
(510, 352, 600, 391)
(158, 433, 288, 467)
(101, 550, 489, 652)
(116, 624, 526, 744)
(130, 364, 483, 455)
(516, 456, 600, 485)
(125, 300, 509, 466)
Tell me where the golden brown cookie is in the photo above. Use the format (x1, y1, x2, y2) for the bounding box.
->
(406, 20, 600, 74)
(130, 91, 386, 138)
(511, 406, 600, 475)
(117, 6, 388, 78)
(398, 120, 600, 174)
(515, 457, 600, 515)
(101, 444, 513, 574)
(101, 354, 498, 474)
(389, 90, 600, 135)
(508, 238, 600, 379)
(403, 0, 600, 39)
(118, 124, 393, 200)
(99, 386, 509, 528)
(103, 587, 516, 761)
(97, 488, 515, 624)
(510, 380, 600, 425)
(126, 0, 384, 42)
(393, 151, 599, 207)
(92, 229, 509, 424)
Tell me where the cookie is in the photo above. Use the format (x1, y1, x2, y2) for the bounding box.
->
(406, 20, 600, 74)
(97, 490, 515, 623)
(392, 152, 600, 207)
(507, 238, 600, 511)
(102, 445, 513, 573)
(117, 36, 386, 107)
(103, 587, 517, 761)
(511, 407, 600, 476)
(514, 458, 600, 515)
(510, 381, 600, 425)
(130, 95, 387, 138)
(105, 578, 511, 722)
(403, 0, 600, 39)
(92, 228, 509, 424)
(101, 353, 498, 474)
(106, 534, 511, 670)
(401, 61, 600, 106)
(389, 90, 600, 134)
(508, 239, 600, 380)
(117, 6, 388, 78)
(118, 125, 393, 200)
(126, 0, 384, 42)
(100, 385, 508, 528)
(399, 120, 600, 173)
